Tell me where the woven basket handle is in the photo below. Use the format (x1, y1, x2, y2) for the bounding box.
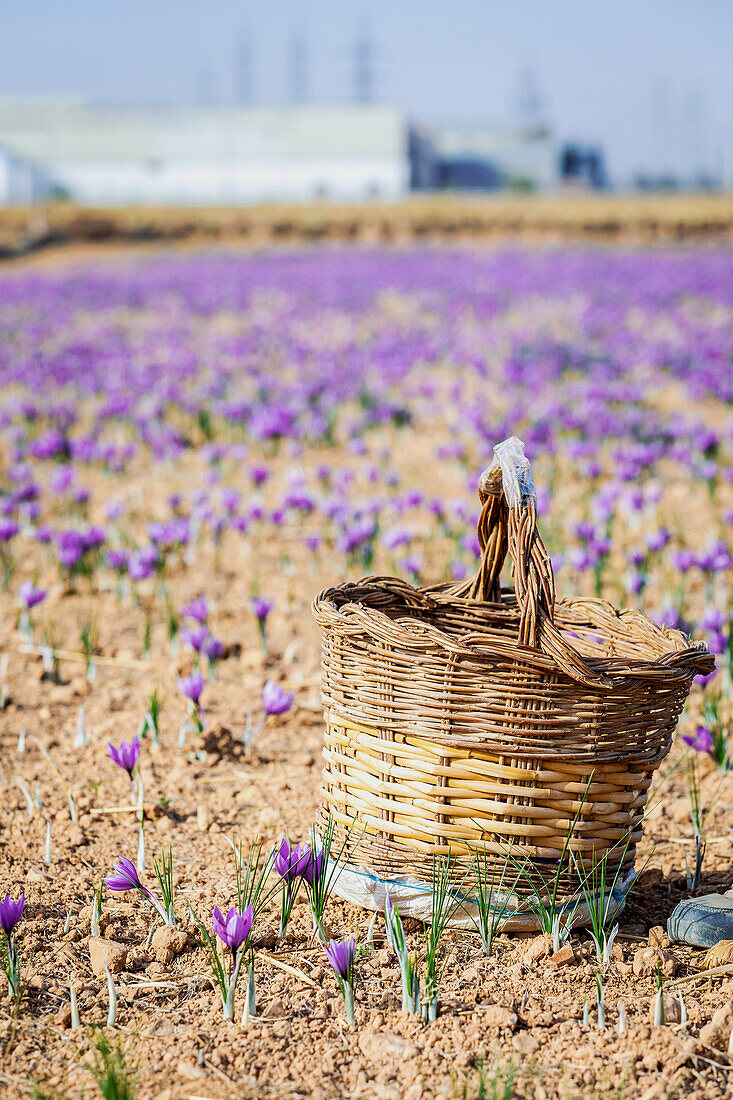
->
(455, 436, 612, 690)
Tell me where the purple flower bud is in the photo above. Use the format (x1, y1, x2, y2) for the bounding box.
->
(262, 679, 293, 716)
(669, 549, 694, 573)
(682, 726, 714, 754)
(181, 597, 208, 624)
(0, 893, 25, 936)
(178, 670, 205, 704)
(107, 735, 141, 779)
(181, 625, 209, 652)
(106, 548, 129, 572)
(300, 847, 325, 888)
(274, 838, 312, 881)
(128, 546, 158, 581)
(104, 856, 149, 895)
(212, 904, 254, 951)
(0, 520, 20, 541)
(251, 596, 274, 623)
(646, 528, 671, 554)
(18, 581, 46, 609)
(323, 936, 355, 981)
(203, 635, 225, 662)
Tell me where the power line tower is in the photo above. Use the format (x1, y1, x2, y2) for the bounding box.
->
(236, 35, 254, 105)
(516, 67, 543, 123)
(353, 25, 374, 103)
(288, 26, 307, 104)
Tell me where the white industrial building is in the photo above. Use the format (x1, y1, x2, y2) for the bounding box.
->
(0, 99, 408, 205)
(0, 98, 570, 206)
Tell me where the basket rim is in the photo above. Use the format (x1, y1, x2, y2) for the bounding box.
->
(312, 574, 714, 687)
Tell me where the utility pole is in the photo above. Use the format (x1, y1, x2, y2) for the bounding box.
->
(353, 24, 374, 103)
(288, 26, 307, 104)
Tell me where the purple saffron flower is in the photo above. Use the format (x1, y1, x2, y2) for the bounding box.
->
(248, 464, 270, 486)
(106, 548, 129, 572)
(0, 893, 25, 936)
(212, 904, 254, 951)
(104, 857, 149, 895)
(181, 596, 208, 623)
(274, 838, 312, 881)
(300, 847, 325, 888)
(251, 596, 274, 623)
(682, 727, 715, 754)
(128, 546, 158, 581)
(203, 635, 225, 662)
(18, 581, 46, 609)
(323, 936, 355, 981)
(0, 520, 20, 541)
(178, 669, 205, 704)
(262, 679, 293, 716)
(646, 528, 671, 554)
(107, 735, 141, 779)
(181, 624, 209, 652)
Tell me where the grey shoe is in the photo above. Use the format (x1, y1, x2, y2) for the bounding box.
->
(668, 890, 733, 948)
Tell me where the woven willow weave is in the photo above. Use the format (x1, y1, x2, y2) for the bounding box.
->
(312, 438, 714, 920)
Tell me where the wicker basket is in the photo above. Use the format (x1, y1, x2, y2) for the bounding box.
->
(312, 437, 714, 929)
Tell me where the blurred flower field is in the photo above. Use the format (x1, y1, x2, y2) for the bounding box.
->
(0, 245, 732, 1098)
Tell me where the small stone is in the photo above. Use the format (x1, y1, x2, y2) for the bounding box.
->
(358, 1032, 419, 1062)
(648, 926, 670, 949)
(262, 997, 287, 1018)
(481, 1004, 519, 1031)
(196, 805, 210, 831)
(699, 1003, 733, 1050)
(547, 943, 575, 968)
(523, 934, 551, 967)
(88, 937, 128, 978)
(70, 677, 91, 697)
(55, 1003, 73, 1028)
(513, 1031, 540, 1055)
(151, 926, 188, 964)
(632, 946, 677, 977)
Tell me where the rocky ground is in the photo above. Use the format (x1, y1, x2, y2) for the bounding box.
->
(1, 244, 732, 1099)
(0, 498, 731, 1100)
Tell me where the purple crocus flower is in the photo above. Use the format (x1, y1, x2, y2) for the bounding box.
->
(0, 893, 25, 936)
(262, 679, 293, 716)
(128, 546, 158, 581)
(178, 669, 205, 704)
(181, 624, 209, 652)
(0, 520, 20, 541)
(212, 903, 254, 951)
(18, 581, 46, 609)
(682, 726, 715, 754)
(181, 596, 208, 623)
(106, 548, 129, 572)
(104, 856, 150, 895)
(251, 596, 273, 623)
(274, 838, 313, 881)
(107, 735, 141, 779)
(300, 847, 325, 888)
(203, 635, 225, 662)
(323, 936, 355, 980)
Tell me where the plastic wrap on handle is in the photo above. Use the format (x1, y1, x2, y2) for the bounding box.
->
(482, 436, 536, 509)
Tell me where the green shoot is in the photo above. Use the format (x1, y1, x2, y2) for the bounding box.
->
(152, 846, 176, 924)
(87, 1030, 138, 1100)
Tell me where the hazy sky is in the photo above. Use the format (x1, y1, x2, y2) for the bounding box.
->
(3, 0, 732, 182)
